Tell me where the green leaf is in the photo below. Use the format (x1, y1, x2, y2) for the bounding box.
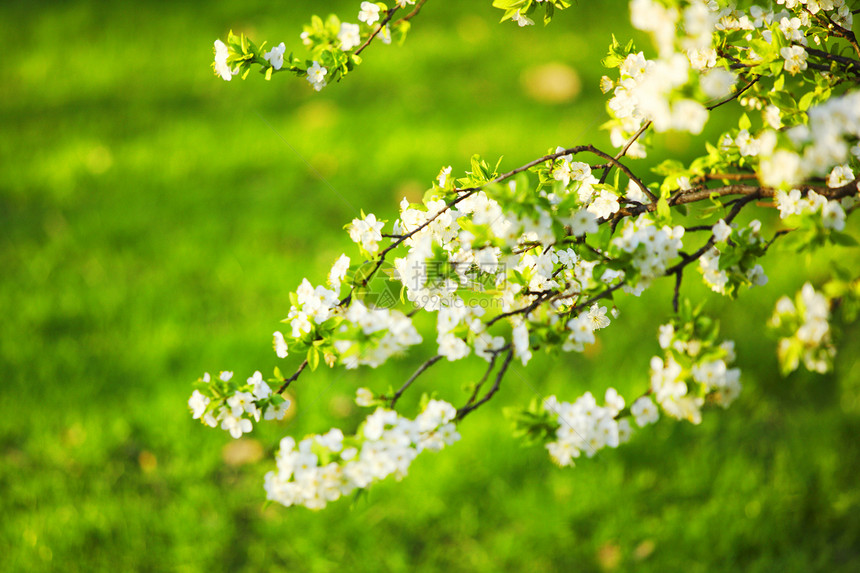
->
(307, 347, 320, 371)
(797, 91, 815, 112)
(543, 2, 554, 25)
(830, 232, 859, 247)
(656, 197, 670, 221)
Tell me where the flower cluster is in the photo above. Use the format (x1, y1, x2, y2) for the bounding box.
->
(348, 212, 385, 254)
(196, 0, 860, 512)
(542, 389, 632, 467)
(188, 371, 290, 438)
(334, 301, 423, 368)
(211, 2, 414, 89)
(610, 215, 685, 288)
(699, 219, 768, 296)
(770, 283, 835, 374)
(761, 91, 860, 189)
(775, 189, 850, 232)
(651, 318, 741, 423)
(263, 397, 460, 510)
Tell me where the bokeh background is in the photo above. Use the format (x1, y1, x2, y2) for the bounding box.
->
(2, 0, 860, 571)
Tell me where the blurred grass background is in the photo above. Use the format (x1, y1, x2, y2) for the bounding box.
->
(2, 0, 860, 571)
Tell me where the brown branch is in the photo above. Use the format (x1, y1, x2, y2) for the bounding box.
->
(397, 0, 429, 22)
(599, 120, 652, 190)
(456, 348, 514, 420)
(277, 359, 309, 394)
(672, 269, 684, 314)
(699, 173, 758, 181)
(804, 46, 860, 75)
(460, 349, 502, 413)
(486, 292, 554, 326)
(707, 75, 760, 111)
(354, 7, 401, 56)
(811, 9, 860, 59)
(389, 354, 443, 407)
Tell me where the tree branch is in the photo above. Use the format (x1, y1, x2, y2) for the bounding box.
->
(355, 7, 401, 56)
(456, 348, 514, 420)
(389, 354, 443, 407)
(277, 359, 309, 394)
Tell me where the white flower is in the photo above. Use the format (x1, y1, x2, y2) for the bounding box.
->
(626, 180, 652, 205)
(747, 264, 768, 286)
(188, 390, 209, 419)
(306, 61, 328, 91)
(264, 399, 291, 421)
(822, 201, 846, 231)
(658, 324, 674, 349)
(735, 129, 761, 157)
(339, 22, 361, 51)
(827, 165, 854, 188)
(221, 413, 252, 439)
(264, 42, 286, 70)
(512, 321, 532, 365)
(288, 309, 312, 337)
(774, 189, 803, 218)
(764, 105, 782, 129)
(358, 2, 381, 25)
(671, 99, 708, 134)
(437, 333, 470, 361)
(779, 17, 805, 44)
(355, 387, 374, 407)
(328, 254, 351, 290)
(512, 10, 534, 27)
(567, 315, 595, 345)
(273, 331, 289, 358)
(586, 304, 610, 330)
(692, 359, 727, 389)
(348, 213, 385, 252)
(437, 165, 452, 188)
(631, 396, 659, 427)
(568, 209, 599, 236)
(712, 219, 732, 242)
(759, 150, 802, 189)
(687, 47, 717, 70)
(247, 371, 271, 400)
(604, 387, 625, 415)
(379, 24, 392, 45)
(781, 46, 808, 75)
(213, 39, 237, 81)
(227, 391, 257, 418)
(700, 68, 736, 99)
(587, 190, 621, 219)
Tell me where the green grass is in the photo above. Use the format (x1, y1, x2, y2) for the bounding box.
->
(2, 0, 860, 571)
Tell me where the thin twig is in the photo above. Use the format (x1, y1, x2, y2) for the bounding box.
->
(389, 354, 443, 407)
(354, 7, 400, 56)
(599, 120, 652, 187)
(277, 359, 309, 394)
(707, 75, 760, 111)
(398, 0, 429, 22)
(456, 349, 514, 420)
(461, 350, 502, 412)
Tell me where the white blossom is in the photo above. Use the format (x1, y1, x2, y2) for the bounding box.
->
(264, 42, 286, 70)
(358, 2, 381, 25)
(213, 39, 237, 81)
(339, 23, 362, 51)
(306, 61, 328, 91)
